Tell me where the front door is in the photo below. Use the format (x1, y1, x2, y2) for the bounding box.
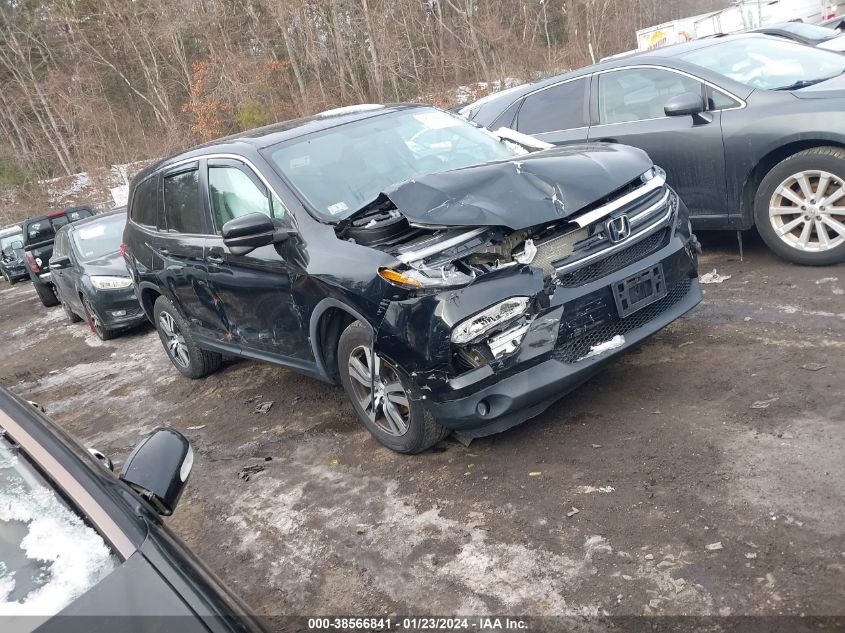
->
(202, 158, 311, 361)
(588, 66, 729, 219)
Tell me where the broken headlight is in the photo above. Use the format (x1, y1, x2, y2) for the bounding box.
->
(378, 266, 474, 290)
(451, 297, 530, 344)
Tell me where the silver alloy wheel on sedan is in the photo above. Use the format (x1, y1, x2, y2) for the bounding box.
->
(346, 345, 411, 437)
(769, 169, 845, 252)
(158, 310, 190, 369)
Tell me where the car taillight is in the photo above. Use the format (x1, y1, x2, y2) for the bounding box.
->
(25, 251, 38, 273)
(119, 242, 127, 257)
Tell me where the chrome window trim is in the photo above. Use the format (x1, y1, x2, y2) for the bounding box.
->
(0, 409, 136, 559)
(129, 153, 297, 237)
(592, 64, 747, 128)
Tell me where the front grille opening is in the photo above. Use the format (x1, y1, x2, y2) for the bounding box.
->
(553, 277, 692, 363)
(555, 228, 669, 288)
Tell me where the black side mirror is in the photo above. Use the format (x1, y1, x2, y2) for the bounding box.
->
(119, 428, 192, 515)
(664, 92, 706, 117)
(49, 255, 71, 269)
(221, 213, 292, 256)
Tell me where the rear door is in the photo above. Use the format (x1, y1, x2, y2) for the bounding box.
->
(511, 77, 591, 145)
(158, 162, 221, 339)
(587, 66, 729, 219)
(50, 229, 75, 306)
(202, 158, 311, 361)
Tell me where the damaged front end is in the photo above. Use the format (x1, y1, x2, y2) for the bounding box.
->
(338, 150, 702, 438)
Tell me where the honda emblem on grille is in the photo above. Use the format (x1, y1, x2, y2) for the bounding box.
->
(605, 215, 631, 244)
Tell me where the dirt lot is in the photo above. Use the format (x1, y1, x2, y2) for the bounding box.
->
(0, 233, 843, 621)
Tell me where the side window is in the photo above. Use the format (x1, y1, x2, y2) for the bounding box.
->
(130, 177, 158, 228)
(163, 170, 203, 234)
(208, 166, 279, 233)
(598, 68, 702, 125)
(53, 231, 66, 257)
(708, 87, 740, 111)
(516, 79, 588, 134)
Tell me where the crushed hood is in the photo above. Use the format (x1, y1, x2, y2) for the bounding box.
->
(378, 143, 652, 230)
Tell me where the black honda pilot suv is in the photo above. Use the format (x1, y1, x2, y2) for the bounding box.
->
(123, 104, 702, 453)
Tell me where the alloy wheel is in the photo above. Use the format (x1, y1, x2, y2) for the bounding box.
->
(347, 345, 411, 437)
(158, 311, 190, 368)
(768, 169, 845, 252)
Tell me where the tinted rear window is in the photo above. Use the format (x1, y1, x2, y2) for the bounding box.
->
(130, 176, 158, 228)
(163, 170, 203, 234)
(516, 78, 588, 135)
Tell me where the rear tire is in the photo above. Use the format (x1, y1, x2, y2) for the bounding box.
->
(59, 291, 82, 323)
(33, 279, 59, 307)
(153, 295, 221, 379)
(337, 321, 449, 454)
(3, 270, 15, 285)
(754, 147, 845, 266)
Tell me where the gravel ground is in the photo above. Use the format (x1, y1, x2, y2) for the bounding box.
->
(0, 232, 843, 623)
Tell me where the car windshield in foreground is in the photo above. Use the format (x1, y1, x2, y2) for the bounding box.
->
(680, 38, 845, 90)
(0, 432, 118, 615)
(264, 108, 520, 221)
(71, 214, 125, 261)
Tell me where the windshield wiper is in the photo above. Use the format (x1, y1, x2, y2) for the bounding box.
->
(774, 78, 827, 91)
(775, 71, 845, 91)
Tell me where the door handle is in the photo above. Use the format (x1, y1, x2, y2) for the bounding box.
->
(157, 248, 169, 256)
(594, 137, 618, 144)
(206, 255, 224, 265)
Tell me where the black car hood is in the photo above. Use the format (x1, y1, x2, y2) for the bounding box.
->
(375, 144, 652, 230)
(82, 250, 130, 276)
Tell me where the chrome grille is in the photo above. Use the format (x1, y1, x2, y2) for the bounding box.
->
(555, 228, 669, 288)
(533, 226, 589, 276)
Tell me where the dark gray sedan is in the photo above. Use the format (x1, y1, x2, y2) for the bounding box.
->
(459, 34, 845, 265)
(49, 211, 146, 340)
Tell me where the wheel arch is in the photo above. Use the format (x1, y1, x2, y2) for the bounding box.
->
(741, 139, 845, 227)
(309, 299, 374, 385)
(137, 282, 162, 323)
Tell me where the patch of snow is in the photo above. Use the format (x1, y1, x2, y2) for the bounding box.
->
(580, 335, 626, 361)
(699, 270, 731, 284)
(815, 277, 838, 285)
(576, 485, 616, 494)
(0, 447, 117, 616)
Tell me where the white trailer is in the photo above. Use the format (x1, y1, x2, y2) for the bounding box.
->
(635, 0, 845, 51)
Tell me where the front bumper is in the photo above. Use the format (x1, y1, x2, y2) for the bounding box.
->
(1, 263, 28, 280)
(378, 199, 701, 438)
(88, 287, 146, 330)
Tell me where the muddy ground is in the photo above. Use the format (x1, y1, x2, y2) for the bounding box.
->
(0, 232, 843, 622)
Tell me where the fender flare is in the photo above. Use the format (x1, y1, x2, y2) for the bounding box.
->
(309, 298, 374, 382)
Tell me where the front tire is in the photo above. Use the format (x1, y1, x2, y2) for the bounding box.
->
(153, 295, 221, 379)
(755, 147, 845, 265)
(33, 279, 59, 307)
(82, 295, 115, 340)
(337, 321, 448, 454)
